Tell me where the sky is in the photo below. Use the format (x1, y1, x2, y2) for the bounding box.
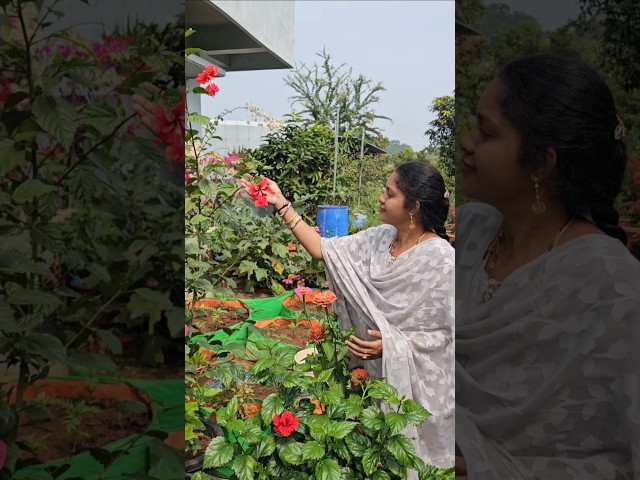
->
(202, 1, 455, 150)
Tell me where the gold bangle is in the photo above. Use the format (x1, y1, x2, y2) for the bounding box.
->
(289, 217, 303, 230)
(285, 213, 300, 228)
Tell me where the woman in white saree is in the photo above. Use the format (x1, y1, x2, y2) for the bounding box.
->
(242, 162, 455, 469)
(455, 55, 640, 479)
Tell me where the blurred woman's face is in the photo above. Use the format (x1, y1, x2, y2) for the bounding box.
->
(459, 78, 532, 208)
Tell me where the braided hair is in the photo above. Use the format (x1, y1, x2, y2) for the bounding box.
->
(395, 161, 450, 243)
(498, 54, 627, 244)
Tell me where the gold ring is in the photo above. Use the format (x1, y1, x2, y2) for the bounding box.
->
(362, 354, 368, 359)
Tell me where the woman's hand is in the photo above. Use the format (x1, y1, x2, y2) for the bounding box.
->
(240, 176, 286, 208)
(346, 330, 382, 360)
(131, 82, 161, 131)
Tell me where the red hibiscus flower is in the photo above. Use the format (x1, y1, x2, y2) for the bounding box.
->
(307, 324, 326, 343)
(196, 64, 219, 85)
(351, 368, 370, 386)
(273, 411, 299, 436)
(249, 177, 274, 208)
(205, 83, 220, 97)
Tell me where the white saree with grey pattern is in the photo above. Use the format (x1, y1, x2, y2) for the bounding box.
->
(321, 224, 455, 468)
(456, 203, 640, 479)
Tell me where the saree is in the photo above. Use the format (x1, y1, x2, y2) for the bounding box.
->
(456, 203, 640, 479)
(321, 224, 455, 468)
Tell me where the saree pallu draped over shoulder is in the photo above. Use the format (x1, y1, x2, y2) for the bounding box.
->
(321, 224, 455, 468)
(456, 203, 640, 480)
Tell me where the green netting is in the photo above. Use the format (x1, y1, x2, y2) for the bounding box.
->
(192, 323, 300, 360)
(240, 293, 296, 321)
(13, 377, 183, 480)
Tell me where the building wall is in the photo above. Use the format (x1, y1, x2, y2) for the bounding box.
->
(211, 0, 295, 68)
(211, 120, 274, 156)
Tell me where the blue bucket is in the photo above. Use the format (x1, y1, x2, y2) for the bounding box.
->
(317, 205, 349, 238)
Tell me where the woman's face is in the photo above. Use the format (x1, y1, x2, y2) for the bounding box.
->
(379, 171, 411, 227)
(459, 77, 532, 207)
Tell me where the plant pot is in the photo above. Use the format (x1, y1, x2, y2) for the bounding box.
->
(294, 347, 317, 377)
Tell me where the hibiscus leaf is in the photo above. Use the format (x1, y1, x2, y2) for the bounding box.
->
(384, 412, 409, 435)
(402, 399, 432, 425)
(362, 447, 381, 476)
(315, 368, 334, 384)
(279, 441, 304, 465)
(384, 435, 416, 466)
(231, 454, 258, 480)
(12, 179, 55, 204)
(360, 406, 385, 430)
(301, 440, 325, 461)
(345, 432, 371, 457)
(367, 381, 401, 405)
(203, 437, 234, 468)
(315, 458, 341, 480)
(328, 420, 358, 439)
(32, 95, 76, 150)
(254, 436, 275, 458)
(260, 393, 284, 425)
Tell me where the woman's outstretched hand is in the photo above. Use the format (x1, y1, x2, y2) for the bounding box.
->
(240, 176, 285, 208)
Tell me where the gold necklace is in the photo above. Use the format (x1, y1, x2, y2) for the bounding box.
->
(387, 231, 428, 266)
(481, 217, 574, 302)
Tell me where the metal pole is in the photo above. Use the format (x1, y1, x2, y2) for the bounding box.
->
(332, 105, 340, 203)
(357, 126, 365, 207)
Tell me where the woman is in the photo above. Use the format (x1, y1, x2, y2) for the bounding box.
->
(242, 161, 455, 468)
(455, 54, 640, 479)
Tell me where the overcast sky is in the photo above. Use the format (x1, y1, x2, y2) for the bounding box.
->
(203, 1, 455, 150)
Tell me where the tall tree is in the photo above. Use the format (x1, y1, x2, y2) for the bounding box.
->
(284, 48, 391, 139)
(425, 94, 455, 177)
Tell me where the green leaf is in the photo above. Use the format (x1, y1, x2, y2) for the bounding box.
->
(185, 28, 196, 37)
(319, 389, 341, 405)
(332, 439, 352, 463)
(239, 260, 258, 278)
(87, 263, 110, 282)
(12, 179, 55, 203)
(362, 447, 381, 476)
(260, 393, 284, 425)
(18, 333, 67, 364)
(385, 435, 417, 466)
(343, 395, 364, 419)
(225, 396, 239, 418)
(77, 104, 120, 133)
(133, 288, 173, 310)
(204, 437, 234, 468)
(185, 47, 204, 56)
(0, 141, 26, 176)
(328, 420, 357, 439)
(315, 368, 334, 383)
(368, 381, 401, 405)
(252, 357, 276, 372)
(254, 267, 268, 282)
(95, 329, 122, 355)
(165, 308, 184, 338)
(254, 436, 275, 458)
(147, 437, 183, 478)
(315, 458, 341, 480)
(321, 341, 335, 361)
(279, 441, 304, 465)
(360, 406, 385, 430)
(301, 440, 325, 461)
(370, 469, 391, 480)
(402, 399, 432, 425)
(385, 412, 409, 435)
(7, 290, 63, 306)
(187, 112, 211, 125)
(231, 454, 258, 480)
(32, 95, 76, 149)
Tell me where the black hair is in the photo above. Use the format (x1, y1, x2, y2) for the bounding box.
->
(395, 161, 450, 242)
(498, 54, 627, 244)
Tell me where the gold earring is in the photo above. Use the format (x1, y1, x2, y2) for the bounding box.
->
(409, 213, 416, 229)
(532, 177, 546, 215)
